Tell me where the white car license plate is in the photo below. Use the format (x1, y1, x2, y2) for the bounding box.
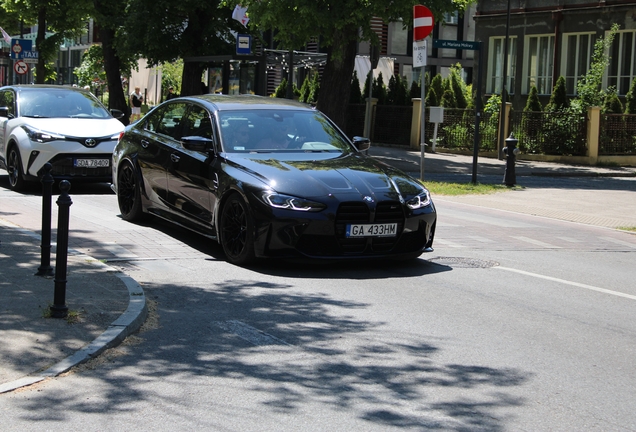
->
(346, 223, 398, 238)
(74, 158, 110, 168)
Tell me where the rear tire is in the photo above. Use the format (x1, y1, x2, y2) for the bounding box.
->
(117, 161, 146, 222)
(7, 146, 27, 192)
(220, 193, 256, 266)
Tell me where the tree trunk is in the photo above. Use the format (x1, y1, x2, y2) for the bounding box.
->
(99, 26, 129, 125)
(316, 36, 358, 132)
(35, 8, 47, 84)
(181, 61, 205, 96)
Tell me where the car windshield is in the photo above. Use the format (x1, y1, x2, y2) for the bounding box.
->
(18, 89, 111, 119)
(219, 109, 353, 153)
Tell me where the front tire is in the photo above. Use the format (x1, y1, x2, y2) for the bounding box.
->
(220, 193, 256, 266)
(7, 146, 27, 191)
(117, 161, 146, 222)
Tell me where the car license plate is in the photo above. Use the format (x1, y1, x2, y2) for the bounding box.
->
(346, 223, 397, 238)
(74, 158, 110, 168)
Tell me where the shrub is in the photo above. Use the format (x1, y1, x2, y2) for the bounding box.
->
(546, 76, 569, 111)
(625, 77, 636, 114)
(349, 71, 363, 103)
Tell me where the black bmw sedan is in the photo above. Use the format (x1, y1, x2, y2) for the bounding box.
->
(112, 95, 436, 266)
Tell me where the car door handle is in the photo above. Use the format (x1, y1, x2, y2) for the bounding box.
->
(171, 154, 180, 163)
(141, 139, 149, 149)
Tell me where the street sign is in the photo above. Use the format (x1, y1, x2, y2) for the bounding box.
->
(10, 39, 33, 59)
(413, 5, 434, 41)
(14, 60, 28, 75)
(433, 39, 480, 50)
(413, 39, 427, 68)
(236, 34, 251, 55)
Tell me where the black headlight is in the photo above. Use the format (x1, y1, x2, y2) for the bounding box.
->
(406, 188, 432, 210)
(262, 192, 327, 212)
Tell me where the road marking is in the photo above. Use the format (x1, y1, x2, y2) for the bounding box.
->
(467, 235, 496, 243)
(558, 236, 583, 243)
(495, 267, 636, 301)
(599, 237, 636, 249)
(434, 238, 465, 248)
(512, 236, 562, 248)
(213, 320, 291, 346)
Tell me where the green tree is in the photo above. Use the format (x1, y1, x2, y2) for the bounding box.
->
(574, 23, 620, 113)
(603, 88, 623, 114)
(425, 86, 439, 107)
(274, 78, 288, 98)
(373, 72, 387, 104)
(545, 76, 569, 111)
(74, 44, 107, 89)
(232, 0, 474, 129)
(4, 0, 93, 83)
(307, 72, 320, 104)
(409, 77, 421, 100)
(125, 0, 239, 96)
(161, 59, 184, 98)
(440, 87, 456, 108)
(430, 73, 444, 104)
(449, 64, 468, 109)
(624, 78, 636, 114)
(524, 85, 543, 112)
(349, 71, 363, 104)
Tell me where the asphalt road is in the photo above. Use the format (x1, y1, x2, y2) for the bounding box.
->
(1, 175, 635, 431)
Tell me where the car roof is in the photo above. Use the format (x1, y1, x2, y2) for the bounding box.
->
(174, 94, 315, 112)
(0, 85, 91, 94)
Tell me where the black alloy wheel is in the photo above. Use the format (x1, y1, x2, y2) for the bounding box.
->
(220, 193, 256, 265)
(7, 146, 26, 191)
(117, 161, 146, 222)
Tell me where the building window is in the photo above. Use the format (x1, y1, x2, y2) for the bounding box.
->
(524, 34, 554, 94)
(389, 20, 408, 56)
(487, 36, 517, 94)
(562, 33, 595, 95)
(444, 11, 459, 25)
(607, 30, 636, 95)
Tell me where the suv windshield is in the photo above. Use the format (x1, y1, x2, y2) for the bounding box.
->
(18, 89, 111, 119)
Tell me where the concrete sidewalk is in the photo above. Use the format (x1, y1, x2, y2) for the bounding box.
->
(0, 219, 147, 394)
(0, 147, 635, 394)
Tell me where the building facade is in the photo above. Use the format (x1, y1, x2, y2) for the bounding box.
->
(475, 0, 636, 110)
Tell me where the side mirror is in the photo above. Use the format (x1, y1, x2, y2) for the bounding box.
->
(182, 136, 214, 153)
(352, 136, 371, 152)
(110, 109, 125, 120)
(0, 106, 11, 118)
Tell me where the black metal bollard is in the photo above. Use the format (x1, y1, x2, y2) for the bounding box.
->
(50, 180, 72, 319)
(503, 133, 518, 187)
(36, 163, 54, 277)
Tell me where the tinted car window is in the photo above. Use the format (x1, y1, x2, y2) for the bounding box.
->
(0, 90, 16, 117)
(182, 105, 214, 140)
(219, 109, 352, 153)
(149, 102, 188, 140)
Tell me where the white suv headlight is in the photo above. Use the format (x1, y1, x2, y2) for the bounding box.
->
(21, 125, 66, 143)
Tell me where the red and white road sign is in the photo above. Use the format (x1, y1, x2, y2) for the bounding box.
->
(14, 60, 28, 75)
(413, 5, 434, 41)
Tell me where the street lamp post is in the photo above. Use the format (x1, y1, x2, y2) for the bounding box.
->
(498, 0, 512, 160)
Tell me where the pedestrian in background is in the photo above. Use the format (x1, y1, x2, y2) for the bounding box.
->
(130, 87, 143, 122)
(166, 86, 177, 100)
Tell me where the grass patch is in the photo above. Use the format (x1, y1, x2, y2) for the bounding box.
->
(425, 181, 523, 196)
(41, 305, 83, 323)
(618, 226, 636, 232)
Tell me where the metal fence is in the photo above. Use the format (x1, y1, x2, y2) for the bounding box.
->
(346, 104, 636, 157)
(509, 110, 588, 156)
(372, 105, 413, 146)
(600, 114, 636, 155)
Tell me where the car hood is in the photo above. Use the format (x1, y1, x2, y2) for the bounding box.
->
(16, 117, 125, 138)
(226, 152, 427, 201)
